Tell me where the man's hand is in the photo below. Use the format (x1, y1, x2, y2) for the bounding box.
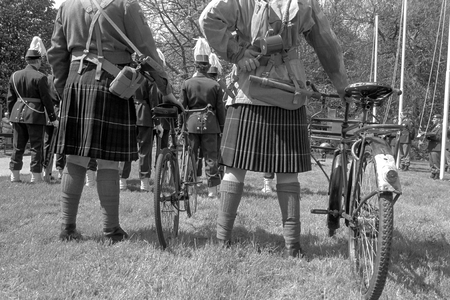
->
(52, 120, 59, 128)
(155, 124, 164, 138)
(237, 49, 261, 72)
(162, 93, 184, 113)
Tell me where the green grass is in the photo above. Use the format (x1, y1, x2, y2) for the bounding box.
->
(0, 159, 449, 300)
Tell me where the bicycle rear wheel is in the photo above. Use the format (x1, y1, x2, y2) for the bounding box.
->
(180, 148, 198, 217)
(348, 152, 394, 300)
(154, 148, 180, 249)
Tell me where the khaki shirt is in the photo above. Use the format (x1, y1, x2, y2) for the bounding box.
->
(199, 0, 348, 107)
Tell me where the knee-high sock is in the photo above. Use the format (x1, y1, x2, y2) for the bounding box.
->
(96, 169, 120, 230)
(216, 180, 244, 241)
(61, 162, 86, 225)
(276, 182, 301, 246)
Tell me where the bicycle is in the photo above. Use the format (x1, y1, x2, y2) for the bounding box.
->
(307, 82, 404, 300)
(151, 103, 210, 249)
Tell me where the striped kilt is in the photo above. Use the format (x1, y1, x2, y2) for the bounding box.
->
(56, 61, 138, 161)
(220, 104, 311, 173)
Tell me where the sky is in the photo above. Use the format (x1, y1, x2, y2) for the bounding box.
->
(53, 0, 65, 9)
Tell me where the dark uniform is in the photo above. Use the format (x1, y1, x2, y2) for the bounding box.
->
(7, 65, 57, 175)
(425, 114, 449, 179)
(120, 81, 160, 185)
(180, 72, 225, 188)
(397, 114, 415, 170)
(43, 74, 65, 177)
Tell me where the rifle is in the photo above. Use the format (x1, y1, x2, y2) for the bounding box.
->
(249, 75, 322, 100)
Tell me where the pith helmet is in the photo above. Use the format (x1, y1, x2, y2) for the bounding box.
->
(208, 53, 222, 75)
(193, 37, 211, 63)
(25, 36, 47, 59)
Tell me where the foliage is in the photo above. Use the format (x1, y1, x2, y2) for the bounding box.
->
(0, 0, 57, 112)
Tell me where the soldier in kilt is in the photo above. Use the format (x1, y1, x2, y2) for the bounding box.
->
(48, 0, 181, 243)
(199, 0, 349, 257)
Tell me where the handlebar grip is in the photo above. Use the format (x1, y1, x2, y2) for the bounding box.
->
(393, 88, 402, 96)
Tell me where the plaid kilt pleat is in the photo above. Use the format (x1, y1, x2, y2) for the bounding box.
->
(220, 104, 311, 173)
(56, 62, 138, 161)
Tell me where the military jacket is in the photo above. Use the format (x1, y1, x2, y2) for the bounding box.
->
(398, 117, 415, 143)
(7, 65, 56, 125)
(47, 0, 171, 97)
(426, 124, 450, 152)
(180, 73, 225, 134)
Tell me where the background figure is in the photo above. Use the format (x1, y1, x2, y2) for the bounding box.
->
(43, 74, 65, 180)
(119, 80, 164, 192)
(48, 0, 180, 243)
(199, 0, 348, 257)
(85, 158, 97, 187)
(397, 112, 415, 171)
(7, 37, 58, 183)
(180, 38, 226, 198)
(261, 172, 275, 193)
(422, 114, 449, 179)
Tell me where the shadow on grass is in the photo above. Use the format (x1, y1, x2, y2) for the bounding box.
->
(388, 229, 450, 298)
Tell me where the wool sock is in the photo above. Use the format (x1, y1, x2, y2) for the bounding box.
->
(96, 169, 120, 230)
(216, 180, 244, 241)
(276, 182, 301, 246)
(61, 162, 87, 225)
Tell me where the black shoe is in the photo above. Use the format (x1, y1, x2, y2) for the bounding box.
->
(400, 165, 405, 171)
(59, 224, 83, 241)
(104, 226, 128, 244)
(404, 166, 409, 171)
(283, 242, 304, 258)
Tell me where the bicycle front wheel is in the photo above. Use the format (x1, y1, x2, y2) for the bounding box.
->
(154, 148, 180, 249)
(348, 153, 394, 300)
(181, 148, 198, 217)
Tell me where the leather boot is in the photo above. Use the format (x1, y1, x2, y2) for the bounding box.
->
(59, 223, 83, 241)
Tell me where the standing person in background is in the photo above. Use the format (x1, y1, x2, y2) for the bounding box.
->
(397, 112, 416, 171)
(48, 0, 182, 242)
(85, 158, 97, 187)
(199, 0, 349, 257)
(419, 114, 449, 179)
(7, 37, 58, 183)
(43, 74, 66, 180)
(119, 49, 166, 192)
(119, 79, 164, 192)
(180, 38, 226, 198)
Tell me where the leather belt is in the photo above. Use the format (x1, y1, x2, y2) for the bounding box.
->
(71, 51, 121, 77)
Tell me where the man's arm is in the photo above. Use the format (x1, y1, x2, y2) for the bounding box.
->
(303, 0, 349, 98)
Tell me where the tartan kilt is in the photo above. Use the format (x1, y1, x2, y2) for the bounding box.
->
(220, 104, 311, 173)
(56, 61, 138, 161)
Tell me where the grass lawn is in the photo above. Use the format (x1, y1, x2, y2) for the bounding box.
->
(0, 157, 449, 299)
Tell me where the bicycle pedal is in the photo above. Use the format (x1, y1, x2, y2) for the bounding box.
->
(311, 209, 329, 214)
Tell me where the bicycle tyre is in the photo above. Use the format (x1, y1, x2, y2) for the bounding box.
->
(181, 149, 198, 217)
(348, 153, 394, 300)
(328, 154, 343, 237)
(154, 148, 180, 249)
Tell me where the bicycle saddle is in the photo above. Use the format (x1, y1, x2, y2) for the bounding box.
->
(152, 103, 179, 118)
(345, 82, 393, 101)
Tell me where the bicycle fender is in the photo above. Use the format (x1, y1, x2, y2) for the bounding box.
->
(366, 137, 402, 194)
